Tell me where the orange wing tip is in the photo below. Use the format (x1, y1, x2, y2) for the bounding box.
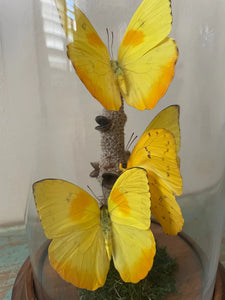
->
(119, 233, 156, 283)
(163, 216, 184, 236)
(49, 251, 107, 291)
(126, 51, 178, 111)
(72, 63, 121, 111)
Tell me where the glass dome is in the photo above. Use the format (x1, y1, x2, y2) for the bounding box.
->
(25, 0, 225, 299)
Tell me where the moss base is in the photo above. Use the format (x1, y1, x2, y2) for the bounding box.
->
(79, 246, 177, 300)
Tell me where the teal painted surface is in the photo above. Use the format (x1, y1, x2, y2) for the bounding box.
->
(0, 226, 29, 299)
(3, 289, 12, 300)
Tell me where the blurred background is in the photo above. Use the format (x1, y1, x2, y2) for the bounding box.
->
(0, 0, 40, 225)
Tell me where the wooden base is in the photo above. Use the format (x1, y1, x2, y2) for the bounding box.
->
(12, 223, 225, 299)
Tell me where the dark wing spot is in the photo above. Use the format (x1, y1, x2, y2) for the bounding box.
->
(82, 22, 87, 30)
(144, 146, 151, 159)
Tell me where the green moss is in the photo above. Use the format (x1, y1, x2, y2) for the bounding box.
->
(79, 247, 178, 300)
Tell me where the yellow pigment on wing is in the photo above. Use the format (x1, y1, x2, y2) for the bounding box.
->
(112, 188, 130, 215)
(69, 190, 91, 221)
(122, 29, 145, 47)
(74, 65, 104, 100)
(73, 64, 121, 111)
(130, 247, 155, 282)
(86, 32, 105, 47)
(144, 58, 177, 109)
(49, 252, 104, 291)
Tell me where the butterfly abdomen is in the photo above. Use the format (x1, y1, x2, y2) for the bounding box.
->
(100, 206, 112, 260)
(110, 60, 128, 96)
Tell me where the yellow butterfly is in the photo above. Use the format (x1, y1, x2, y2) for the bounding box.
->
(33, 168, 156, 291)
(121, 106, 184, 235)
(55, 0, 178, 111)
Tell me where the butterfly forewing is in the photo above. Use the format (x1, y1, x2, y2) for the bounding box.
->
(144, 105, 181, 153)
(33, 179, 101, 238)
(118, 0, 173, 60)
(127, 129, 182, 195)
(119, 38, 178, 110)
(108, 168, 151, 230)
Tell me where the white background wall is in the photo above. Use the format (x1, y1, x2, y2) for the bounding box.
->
(0, 0, 40, 225)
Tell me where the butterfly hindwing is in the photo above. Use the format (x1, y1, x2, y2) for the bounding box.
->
(148, 172, 184, 235)
(33, 179, 110, 290)
(119, 38, 178, 110)
(108, 168, 156, 283)
(111, 224, 156, 283)
(48, 225, 110, 290)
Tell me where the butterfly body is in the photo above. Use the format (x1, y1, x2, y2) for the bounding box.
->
(100, 206, 112, 260)
(56, 0, 178, 111)
(110, 60, 127, 95)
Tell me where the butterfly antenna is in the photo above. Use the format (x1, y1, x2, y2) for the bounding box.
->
(106, 28, 111, 57)
(126, 132, 138, 150)
(87, 185, 100, 201)
(111, 31, 114, 59)
(126, 132, 134, 150)
(129, 135, 138, 150)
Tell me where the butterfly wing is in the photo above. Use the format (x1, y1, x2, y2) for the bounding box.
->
(111, 224, 156, 283)
(118, 0, 178, 110)
(149, 172, 184, 235)
(48, 226, 109, 291)
(33, 179, 110, 290)
(119, 0, 173, 59)
(108, 168, 156, 283)
(55, 1, 121, 110)
(144, 105, 181, 153)
(54, 0, 74, 41)
(127, 129, 182, 195)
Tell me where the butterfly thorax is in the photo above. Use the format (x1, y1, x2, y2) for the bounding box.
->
(110, 60, 128, 96)
(100, 206, 112, 260)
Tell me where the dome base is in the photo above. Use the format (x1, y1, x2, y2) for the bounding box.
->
(12, 223, 225, 299)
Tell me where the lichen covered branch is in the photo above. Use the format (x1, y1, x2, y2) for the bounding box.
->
(90, 101, 128, 204)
